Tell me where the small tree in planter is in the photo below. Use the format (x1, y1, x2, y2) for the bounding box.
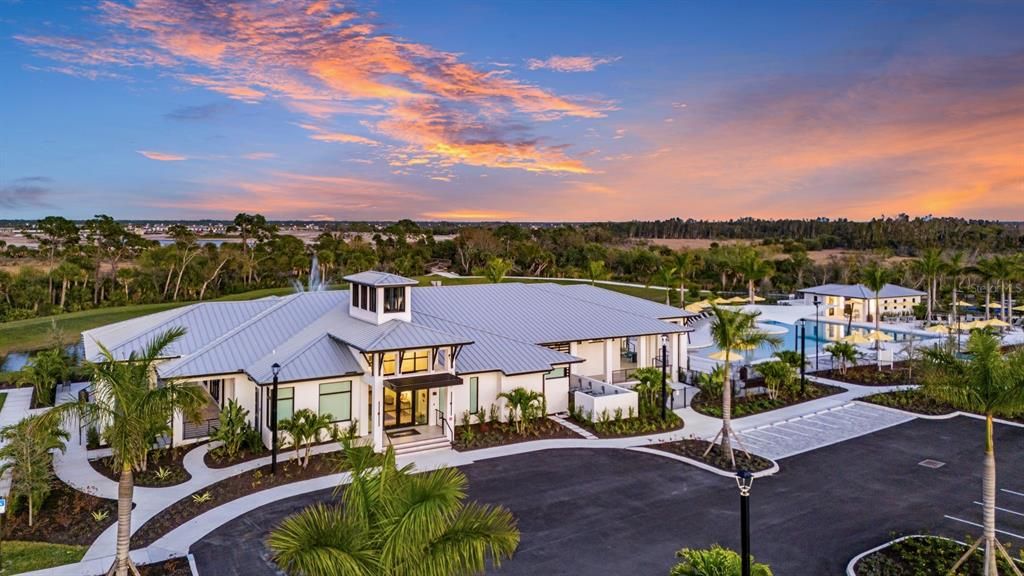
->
(0, 414, 68, 526)
(632, 367, 665, 415)
(497, 388, 544, 435)
(18, 347, 68, 407)
(826, 341, 859, 376)
(279, 409, 333, 468)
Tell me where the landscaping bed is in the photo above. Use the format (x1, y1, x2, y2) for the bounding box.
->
(859, 388, 957, 416)
(652, 439, 774, 473)
(203, 444, 269, 469)
(90, 445, 193, 487)
(852, 535, 1020, 575)
(453, 418, 581, 451)
(2, 540, 87, 574)
(814, 362, 921, 386)
(3, 471, 117, 546)
(568, 411, 684, 438)
(130, 450, 345, 549)
(692, 381, 844, 419)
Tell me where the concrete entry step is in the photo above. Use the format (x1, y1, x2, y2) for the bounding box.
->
(736, 402, 915, 460)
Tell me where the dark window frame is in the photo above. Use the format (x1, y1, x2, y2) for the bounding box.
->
(319, 381, 352, 423)
(384, 286, 406, 313)
(469, 376, 479, 414)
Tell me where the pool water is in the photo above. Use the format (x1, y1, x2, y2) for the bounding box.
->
(693, 320, 937, 362)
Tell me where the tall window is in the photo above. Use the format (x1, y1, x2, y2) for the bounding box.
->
(270, 387, 294, 424)
(384, 287, 406, 313)
(400, 350, 430, 374)
(381, 352, 397, 376)
(469, 376, 479, 414)
(319, 381, 352, 422)
(367, 285, 377, 311)
(352, 283, 361, 307)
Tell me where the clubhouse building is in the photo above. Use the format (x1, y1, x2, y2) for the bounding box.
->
(796, 283, 925, 322)
(82, 272, 692, 454)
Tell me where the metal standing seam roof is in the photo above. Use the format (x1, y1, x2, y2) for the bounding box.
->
(247, 333, 364, 385)
(411, 283, 688, 344)
(528, 283, 695, 321)
(343, 271, 419, 286)
(328, 317, 472, 352)
(798, 283, 926, 299)
(411, 313, 582, 375)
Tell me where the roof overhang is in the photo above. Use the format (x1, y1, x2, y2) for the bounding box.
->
(385, 372, 463, 392)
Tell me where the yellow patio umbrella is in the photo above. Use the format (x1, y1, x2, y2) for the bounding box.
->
(692, 299, 712, 308)
(840, 332, 872, 345)
(866, 330, 894, 342)
(958, 320, 980, 331)
(684, 303, 707, 313)
(925, 325, 952, 335)
(727, 296, 749, 303)
(983, 318, 1011, 328)
(712, 297, 733, 305)
(1013, 305, 1024, 312)
(987, 302, 1003, 309)
(954, 300, 973, 307)
(708, 349, 746, 362)
(752, 295, 766, 302)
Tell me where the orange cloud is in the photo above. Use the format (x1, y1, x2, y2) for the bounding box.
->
(137, 150, 187, 161)
(296, 123, 379, 146)
(19, 1, 608, 175)
(421, 210, 525, 220)
(527, 55, 620, 73)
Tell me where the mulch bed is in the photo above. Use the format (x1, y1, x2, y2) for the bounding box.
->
(130, 450, 345, 549)
(203, 445, 269, 469)
(861, 388, 1024, 423)
(453, 419, 581, 451)
(3, 470, 117, 546)
(652, 439, 774, 473)
(852, 535, 1018, 575)
(90, 557, 193, 576)
(90, 446, 193, 487)
(813, 361, 921, 386)
(692, 381, 844, 419)
(568, 412, 685, 438)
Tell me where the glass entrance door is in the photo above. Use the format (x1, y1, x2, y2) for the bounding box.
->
(384, 388, 428, 428)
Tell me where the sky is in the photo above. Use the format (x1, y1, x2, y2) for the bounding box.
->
(1, 0, 1023, 222)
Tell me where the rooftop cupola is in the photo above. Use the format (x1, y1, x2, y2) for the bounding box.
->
(344, 271, 417, 325)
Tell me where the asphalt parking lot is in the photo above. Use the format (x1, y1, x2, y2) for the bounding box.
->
(191, 416, 1024, 575)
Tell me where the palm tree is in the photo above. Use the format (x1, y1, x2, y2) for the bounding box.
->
(268, 444, 519, 576)
(915, 247, 944, 324)
(651, 266, 678, 306)
(990, 255, 1013, 322)
(735, 249, 775, 304)
(946, 251, 966, 326)
(921, 332, 1024, 575)
(482, 257, 513, 283)
(704, 306, 782, 465)
(825, 341, 859, 375)
(279, 408, 333, 468)
(0, 414, 68, 527)
(19, 347, 68, 407)
(975, 257, 998, 321)
(496, 387, 544, 435)
(860, 262, 890, 370)
(772, 350, 804, 371)
(586, 260, 609, 285)
(672, 251, 700, 307)
(46, 327, 207, 576)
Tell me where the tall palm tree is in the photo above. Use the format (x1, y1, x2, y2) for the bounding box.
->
(704, 306, 781, 466)
(976, 257, 998, 321)
(946, 251, 966, 326)
(735, 249, 775, 304)
(46, 328, 206, 576)
(921, 333, 1024, 575)
(268, 444, 520, 576)
(860, 262, 890, 370)
(672, 250, 700, 307)
(651, 266, 678, 306)
(991, 255, 1013, 322)
(915, 247, 944, 325)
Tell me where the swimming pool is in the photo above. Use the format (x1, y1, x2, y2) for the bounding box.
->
(691, 320, 938, 362)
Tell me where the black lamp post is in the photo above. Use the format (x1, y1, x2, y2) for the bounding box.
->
(813, 296, 822, 372)
(270, 362, 281, 475)
(799, 321, 806, 395)
(660, 335, 668, 421)
(736, 469, 754, 576)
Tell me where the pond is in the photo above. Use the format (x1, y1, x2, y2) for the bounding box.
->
(0, 344, 83, 373)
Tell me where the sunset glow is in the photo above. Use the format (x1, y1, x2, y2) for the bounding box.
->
(2, 1, 1022, 220)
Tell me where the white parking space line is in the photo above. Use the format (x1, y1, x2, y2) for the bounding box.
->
(945, 515, 1024, 540)
(973, 501, 1024, 518)
(1002, 488, 1024, 498)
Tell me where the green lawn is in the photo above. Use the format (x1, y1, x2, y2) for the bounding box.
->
(0, 276, 669, 356)
(0, 392, 7, 413)
(0, 541, 87, 574)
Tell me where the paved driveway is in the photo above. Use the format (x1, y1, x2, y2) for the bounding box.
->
(191, 416, 1024, 576)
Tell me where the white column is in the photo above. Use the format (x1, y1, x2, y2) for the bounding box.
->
(358, 382, 370, 437)
(678, 330, 689, 374)
(637, 336, 648, 368)
(372, 376, 384, 452)
(603, 339, 614, 383)
(670, 333, 680, 382)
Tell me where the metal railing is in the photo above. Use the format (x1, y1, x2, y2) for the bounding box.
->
(435, 409, 454, 440)
(183, 417, 218, 440)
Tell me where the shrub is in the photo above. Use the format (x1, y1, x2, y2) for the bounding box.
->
(210, 399, 251, 458)
(86, 426, 101, 450)
(670, 544, 772, 576)
(0, 414, 69, 526)
(192, 491, 213, 504)
(91, 509, 110, 522)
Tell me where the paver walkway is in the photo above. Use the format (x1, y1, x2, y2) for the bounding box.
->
(547, 414, 597, 439)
